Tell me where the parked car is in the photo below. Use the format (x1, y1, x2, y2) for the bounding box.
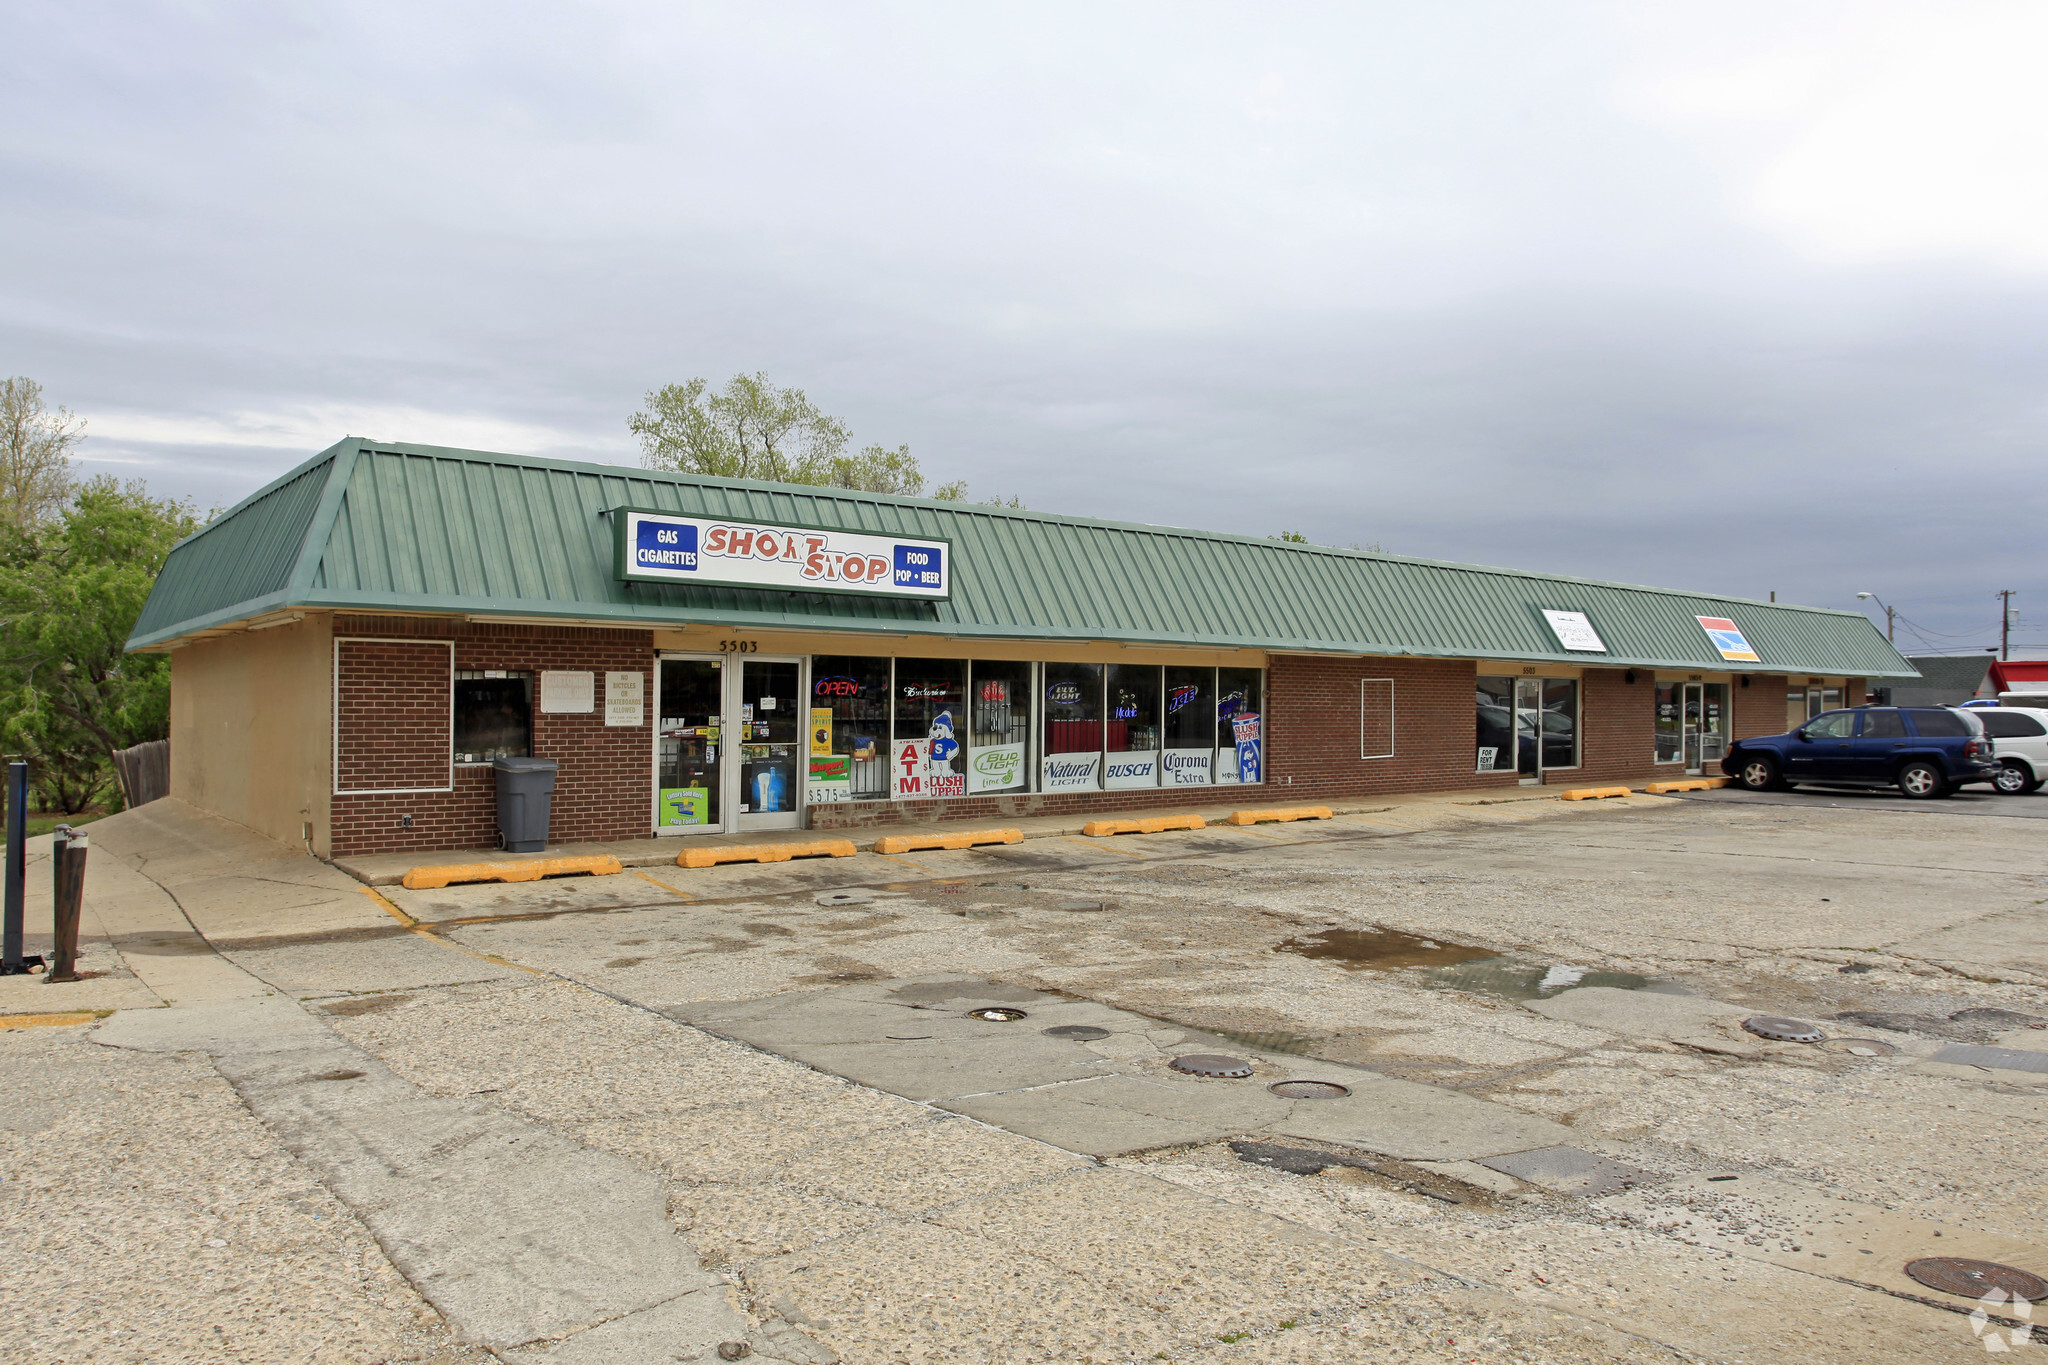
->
(1721, 706, 1998, 799)
(1974, 706, 2048, 794)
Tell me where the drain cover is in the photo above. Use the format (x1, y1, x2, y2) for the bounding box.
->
(1904, 1257, 2048, 1302)
(814, 890, 874, 907)
(1743, 1016, 1826, 1042)
(1820, 1037, 1898, 1057)
(1043, 1024, 1111, 1040)
(1170, 1053, 1254, 1078)
(1269, 1079, 1350, 1099)
(1057, 900, 1106, 912)
(966, 1007, 1028, 1022)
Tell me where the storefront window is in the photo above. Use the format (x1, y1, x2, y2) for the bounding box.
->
(1160, 666, 1215, 785)
(1475, 677, 1513, 772)
(1540, 678, 1578, 769)
(454, 671, 532, 764)
(1788, 685, 1842, 728)
(808, 656, 890, 802)
(967, 661, 1031, 793)
(1655, 684, 1682, 763)
(893, 658, 967, 799)
(1042, 661, 1103, 791)
(1104, 664, 1161, 788)
(1216, 667, 1263, 783)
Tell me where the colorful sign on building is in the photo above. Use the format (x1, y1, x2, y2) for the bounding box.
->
(614, 510, 949, 599)
(1696, 616, 1759, 663)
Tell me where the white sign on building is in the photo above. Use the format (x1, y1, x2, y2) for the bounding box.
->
(604, 671, 644, 727)
(614, 509, 950, 599)
(539, 670, 595, 713)
(1541, 609, 1607, 653)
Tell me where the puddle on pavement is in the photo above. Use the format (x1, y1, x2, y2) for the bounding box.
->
(1277, 926, 1659, 1001)
(1279, 926, 1496, 971)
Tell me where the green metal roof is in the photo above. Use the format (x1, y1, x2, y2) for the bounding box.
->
(129, 437, 1919, 677)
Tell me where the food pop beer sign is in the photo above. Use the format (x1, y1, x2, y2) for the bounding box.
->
(613, 510, 949, 599)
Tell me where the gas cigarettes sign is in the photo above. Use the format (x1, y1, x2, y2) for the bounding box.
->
(613, 509, 950, 599)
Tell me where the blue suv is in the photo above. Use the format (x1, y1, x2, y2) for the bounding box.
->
(1722, 706, 1997, 799)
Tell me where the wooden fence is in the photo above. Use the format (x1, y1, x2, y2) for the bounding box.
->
(112, 739, 169, 809)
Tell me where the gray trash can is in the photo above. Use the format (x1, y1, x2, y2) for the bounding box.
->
(493, 756, 559, 853)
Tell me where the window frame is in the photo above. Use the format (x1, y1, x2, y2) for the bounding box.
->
(1359, 678, 1394, 760)
(452, 669, 535, 766)
(332, 637, 455, 796)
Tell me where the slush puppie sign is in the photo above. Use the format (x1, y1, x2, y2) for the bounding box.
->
(614, 510, 949, 599)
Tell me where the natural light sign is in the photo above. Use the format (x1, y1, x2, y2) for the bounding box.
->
(612, 509, 950, 599)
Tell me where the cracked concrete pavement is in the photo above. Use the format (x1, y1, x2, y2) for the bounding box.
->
(3, 789, 2045, 1362)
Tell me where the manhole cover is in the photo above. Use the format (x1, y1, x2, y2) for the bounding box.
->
(1043, 1024, 1111, 1040)
(1743, 1016, 1826, 1042)
(967, 1007, 1028, 1022)
(1057, 900, 1107, 912)
(1170, 1053, 1254, 1078)
(814, 890, 874, 907)
(1820, 1037, 1898, 1057)
(1904, 1257, 2048, 1302)
(1269, 1079, 1350, 1099)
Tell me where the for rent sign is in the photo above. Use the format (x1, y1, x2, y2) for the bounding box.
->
(613, 509, 949, 599)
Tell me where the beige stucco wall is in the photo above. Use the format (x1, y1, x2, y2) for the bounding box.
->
(169, 614, 334, 855)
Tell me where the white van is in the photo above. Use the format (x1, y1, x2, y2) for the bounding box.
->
(1978, 707, 2048, 794)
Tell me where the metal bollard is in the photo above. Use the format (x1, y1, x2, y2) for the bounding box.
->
(0, 761, 39, 976)
(45, 824, 87, 984)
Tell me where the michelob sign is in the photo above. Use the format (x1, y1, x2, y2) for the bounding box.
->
(612, 509, 950, 599)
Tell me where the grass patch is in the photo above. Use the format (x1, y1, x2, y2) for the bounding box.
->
(23, 810, 105, 838)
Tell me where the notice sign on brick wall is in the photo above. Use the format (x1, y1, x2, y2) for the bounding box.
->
(540, 670, 595, 713)
(604, 671, 644, 727)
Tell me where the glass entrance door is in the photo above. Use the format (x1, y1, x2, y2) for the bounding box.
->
(1680, 682, 1729, 773)
(1514, 677, 1543, 779)
(1681, 683, 1704, 772)
(656, 657, 725, 833)
(737, 657, 803, 830)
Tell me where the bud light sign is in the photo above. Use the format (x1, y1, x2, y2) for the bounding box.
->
(614, 509, 949, 600)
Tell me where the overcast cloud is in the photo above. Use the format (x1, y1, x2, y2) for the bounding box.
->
(4, 2, 2044, 653)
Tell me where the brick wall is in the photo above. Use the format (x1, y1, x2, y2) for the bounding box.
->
(329, 617, 654, 856)
(1561, 669, 1792, 787)
(1264, 655, 1523, 801)
(336, 639, 451, 793)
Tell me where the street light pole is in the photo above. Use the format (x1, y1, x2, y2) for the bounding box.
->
(1855, 592, 1895, 643)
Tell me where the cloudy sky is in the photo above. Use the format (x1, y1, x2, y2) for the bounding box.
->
(5, 2, 2043, 653)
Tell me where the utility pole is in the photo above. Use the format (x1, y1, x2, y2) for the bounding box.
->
(1999, 589, 2015, 661)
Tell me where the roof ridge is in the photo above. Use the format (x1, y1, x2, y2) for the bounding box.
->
(339, 438, 1858, 617)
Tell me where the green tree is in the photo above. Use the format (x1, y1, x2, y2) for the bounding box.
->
(629, 372, 1020, 505)
(0, 477, 202, 811)
(0, 376, 83, 530)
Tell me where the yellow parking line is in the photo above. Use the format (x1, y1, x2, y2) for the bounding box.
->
(633, 871, 690, 898)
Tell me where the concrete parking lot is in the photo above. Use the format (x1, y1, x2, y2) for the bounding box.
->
(4, 788, 2045, 1363)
